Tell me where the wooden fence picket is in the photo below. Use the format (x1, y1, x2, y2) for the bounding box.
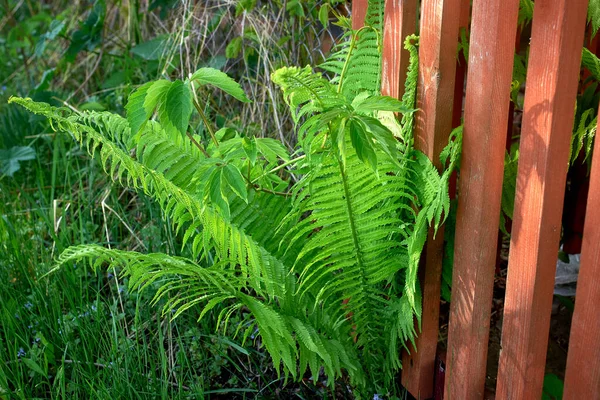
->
(563, 108, 600, 400)
(399, 1, 462, 398)
(495, 0, 589, 398)
(444, 0, 520, 399)
(351, 0, 368, 29)
(451, 0, 471, 130)
(381, 0, 417, 100)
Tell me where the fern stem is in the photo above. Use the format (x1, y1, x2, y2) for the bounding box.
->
(257, 187, 292, 197)
(250, 154, 306, 184)
(242, 174, 291, 197)
(338, 27, 368, 94)
(186, 131, 210, 158)
(336, 153, 369, 298)
(190, 80, 219, 147)
(193, 98, 219, 148)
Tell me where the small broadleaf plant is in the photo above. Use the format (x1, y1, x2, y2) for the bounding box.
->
(9, 2, 460, 395)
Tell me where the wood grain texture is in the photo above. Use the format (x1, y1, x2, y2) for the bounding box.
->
(400, 0, 462, 398)
(444, 0, 520, 399)
(495, 1, 589, 398)
(563, 108, 600, 400)
(381, 0, 417, 99)
(352, 0, 368, 29)
(451, 0, 471, 129)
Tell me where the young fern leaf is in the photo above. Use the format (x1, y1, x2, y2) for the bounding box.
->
(582, 47, 600, 82)
(400, 35, 420, 145)
(569, 107, 597, 165)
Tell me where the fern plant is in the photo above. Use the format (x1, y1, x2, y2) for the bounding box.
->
(9, 1, 459, 395)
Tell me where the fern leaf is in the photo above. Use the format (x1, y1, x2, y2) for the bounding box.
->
(126, 79, 171, 135)
(271, 66, 344, 123)
(190, 67, 250, 103)
(160, 80, 193, 136)
(582, 47, 600, 82)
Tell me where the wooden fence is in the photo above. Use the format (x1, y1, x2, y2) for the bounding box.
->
(352, 0, 598, 399)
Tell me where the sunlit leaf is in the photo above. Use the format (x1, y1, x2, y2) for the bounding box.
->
(190, 68, 250, 103)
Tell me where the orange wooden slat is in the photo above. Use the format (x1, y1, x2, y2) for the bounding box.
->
(381, 0, 417, 99)
(352, 0, 368, 30)
(400, 0, 462, 397)
(444, 0, 520, 398)
(563, 107, 600, 400)
(495, 0, 589, 398)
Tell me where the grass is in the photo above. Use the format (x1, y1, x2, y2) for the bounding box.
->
(1, 131, 195, 398)
(1, 127, 324, 398)
(0, 1, 356, 397)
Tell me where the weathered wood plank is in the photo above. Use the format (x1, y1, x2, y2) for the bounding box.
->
(495, 1, 589, 398)
(444, 0, 520, 398)
(352, 0, 368, 29)
(381, 0, 417, 99)
(563, 107, 600, 400)
(400, 0, 462, 397)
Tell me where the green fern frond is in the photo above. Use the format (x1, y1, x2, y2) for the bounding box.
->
(55, 244, 236, 317)
(319, 0, 384, 99)
(55, 244, 362, 385)
(400, 35, 420, 146)
(271, 66, 344, 124)
(280, 140, 417, 385)
(8, 98, 293, 291)
(570, 108, 597, 165)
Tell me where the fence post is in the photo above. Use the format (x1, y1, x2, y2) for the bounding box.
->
(495, 0, 589, 398)
(399, 0, 461, 397)
(444, 0, 520, 399)
(563, 107, 600, 400)
(352, 0, 368, 29)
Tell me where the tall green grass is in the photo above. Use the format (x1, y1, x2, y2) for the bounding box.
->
(0, 108, 349, 399)
(0, 131, 256, 399)
(1, 0, 356, 397)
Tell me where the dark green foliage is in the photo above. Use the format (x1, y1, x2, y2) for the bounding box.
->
(65, 0, 106, 62)
(542, 374, 564, 400)
(0, 146, 36, 177)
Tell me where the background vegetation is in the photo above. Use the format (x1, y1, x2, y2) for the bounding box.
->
(1, 1, 357, 398)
